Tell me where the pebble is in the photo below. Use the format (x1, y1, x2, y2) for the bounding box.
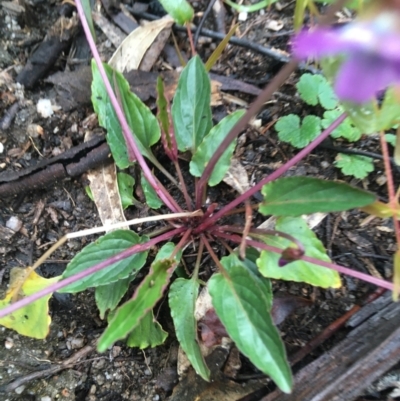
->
(15, 385, 25, 394)
(6, 216, 22, 232)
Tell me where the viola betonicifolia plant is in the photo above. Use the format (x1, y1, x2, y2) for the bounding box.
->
(1, 0, 400, 393)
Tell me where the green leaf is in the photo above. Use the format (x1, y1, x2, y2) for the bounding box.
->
(156, 76, 177, 161)
(257, 217, 341, 288)
(224, 0, 278, 12)
(98, 259, 176, 352)
(385, 133, 396, 147)
(377, 88, 400, 130)
(60, 230, 149, 293)
(169, 278, 210, 381)
(92, 61, 130, 169)
(239, 251, 273, 311)
(95, 276, 133, 319)
(335, 153, 374, 179)
(296, 74, 338, 110)
(126, 310, 168, 349)
(140, 171, 163, 209)
(189, 110, 245, 186)
(275, 114, 321, 148)
(91, 61, 161, 168)
(155, 242, 182, 263)
(209, 254, 292, 393)
(260, 176, 376, 216)
(81, 0, 96, 41)
(172, 56, 212, 152)
(117, 172, 136, 209)
(322, 109, 362, 141)
(158, 0, 194, 25)
(0, 269, 59, 339)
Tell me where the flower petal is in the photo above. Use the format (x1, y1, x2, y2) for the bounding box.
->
(292, 28, 349, 59)
(334, 54, 400, 102)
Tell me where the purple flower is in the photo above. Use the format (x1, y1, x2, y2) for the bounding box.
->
(292, 12, 400, 102)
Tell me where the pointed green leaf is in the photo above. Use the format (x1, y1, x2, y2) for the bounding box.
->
(209, 254, 292, 393)
(60, 230, 149, 293)
(117, 172, 136, 209)
(95, 275, 133, 319)
(377, 88, 400, 130)
(158, 0, 194, 25)
(257, 216, 341, 288)
(156, 76, 177, 161)
(260, 176, 376, 216)
(155, 242, 182, 263)
(275, 114, 321, 148)
(98, 259, 176, 352)
(190, 110, 245, 186)
(141, 171, 163, 209)
(169, 278, 210, 381)
(91, 61, 160, 168)
(127, 310, 168, 349)
(172, 56, 212, 152)
(92, 61, 130, 168)
(240, 251, 273, 311)
(81, 0, 96, 41)
(296, 73, 338, 110)
(335, 153, 374, 179)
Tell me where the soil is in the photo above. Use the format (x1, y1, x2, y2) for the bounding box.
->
(0, 1, 399, 401)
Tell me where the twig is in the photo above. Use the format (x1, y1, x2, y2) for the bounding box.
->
(194, 0, 218, 47)
(126, 8, 318, 73)
(0, 343, 95, 393)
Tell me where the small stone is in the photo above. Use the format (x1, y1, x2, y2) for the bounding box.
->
(112, 345, 121, 358)
(70, 337, 85, 349)
(153, 395, 160, 401)
(5, 338, 13, 349)
(37, 99, 53, 118)
(41, 397, 51, 401)
(6, 216, 22, 232)
(238, 11, 248, 21)
(15, 385, 25, 394)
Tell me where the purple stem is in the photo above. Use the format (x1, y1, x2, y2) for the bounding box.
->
(214, 231, 394, 291)
(195, 112, 348, 233)
(0, 227, 185, 319)
(195, 60, 298, 209)
(74, 0, 180, 213)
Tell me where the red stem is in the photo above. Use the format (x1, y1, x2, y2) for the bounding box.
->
(74, 0, 181, 213)
(0, 227, 185, 319)
(213, 231, 394, 291)
(195, 60, 298, 209)
(379, 131, 400, 245)
(194, 112, 348, 233)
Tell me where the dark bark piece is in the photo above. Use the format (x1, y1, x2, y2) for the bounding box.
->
(100, 0, 138, 34)
(0, 136, 105, 183)
(263, 292, 400, 401)
(46, 67, 262, 112)
(0, 137, 110, 198)
(16, 16, 77, 89)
